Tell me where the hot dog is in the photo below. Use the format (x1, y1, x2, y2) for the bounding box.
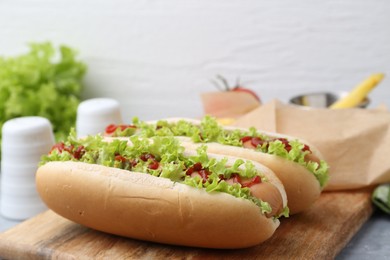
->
(36, 131, 288, 249)
(104, 116, 329, 214)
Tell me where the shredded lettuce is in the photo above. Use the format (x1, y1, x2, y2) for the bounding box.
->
(278, 206, 290, 218)
(122, 116, 330, 188)
(182, 173, 271, 215)
(115, 127, 137, 137)
(41, 132, 276, 216)
(267, 139, 329, 187)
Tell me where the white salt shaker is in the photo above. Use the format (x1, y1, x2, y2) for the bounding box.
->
(76, 98, 123, 138)
(0, 116, 55, 220)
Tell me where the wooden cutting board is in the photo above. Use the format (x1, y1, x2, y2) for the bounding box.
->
(0, 189, 373, 260)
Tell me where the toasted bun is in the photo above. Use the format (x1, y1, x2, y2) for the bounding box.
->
(36, 161, 280, 249)
(102, 136, 288, 214)
(184, 150, 288, 210)
(178, 138, 320, 214)
(149, 118, 323, 214)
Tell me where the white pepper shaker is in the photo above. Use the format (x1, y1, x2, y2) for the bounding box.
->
(0, 116, 55, 220)
(76, 98, 123, 138)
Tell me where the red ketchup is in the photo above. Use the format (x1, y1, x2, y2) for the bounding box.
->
(73, 145, 86, 159)
(114, 155, 139, 168)
(140, 153, 160, 170)
(115, 155, 127, 163)
(148, 161, 160, 170)
(116, 153, 158, 169)
(50, 142, 85, 159)
(140, 153, 155, 162)
(105, 124, 136, 134)
(275, 138, 291, 151)
(242, 175, 262, 188)
(186, 162, 203, 175)
(231, 174, 262, 188)
(275, 138, 311, 153)
(186, 163, 209, 182)
(50, 142, 70, 154)
(240, 136, 311, 153)
(240, 136, 266, 148)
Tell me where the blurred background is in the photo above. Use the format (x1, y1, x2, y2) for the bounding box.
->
(1, 0, 389, 121)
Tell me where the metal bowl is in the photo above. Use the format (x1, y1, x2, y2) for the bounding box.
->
(289, 92, 370, 109)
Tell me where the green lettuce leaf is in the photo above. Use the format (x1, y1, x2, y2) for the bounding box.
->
(0, 42, 86, 156)
(372, 184, 390, 214)
(41, 133, 277, 216)
(130, 116, 330, 188)
(182, 173, 272, 215)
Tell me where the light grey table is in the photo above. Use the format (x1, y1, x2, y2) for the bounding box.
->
(336, 208, 390, 259)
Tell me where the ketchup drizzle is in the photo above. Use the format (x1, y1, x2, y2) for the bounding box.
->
(240, 136, 252, 143)
(140, 153, 155, 162)
(50, 142, 85, 160)
(242, 175, 262, 188)
(240, 135, 312, 153)
(105, 124, 137, 134)
(148, 161, 160, 170)
(115, 155, 127, 163)
(231, 173, 262, 188)
(114, 155, 139, 168)
(140, 153, 160, 170)
(73, 145, 86, 160)
(186, 162, 210, 182)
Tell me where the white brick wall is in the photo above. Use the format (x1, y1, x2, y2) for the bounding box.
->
(1, 0, 389, 121)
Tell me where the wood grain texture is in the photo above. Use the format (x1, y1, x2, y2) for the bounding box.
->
(0, 189, 373, 260)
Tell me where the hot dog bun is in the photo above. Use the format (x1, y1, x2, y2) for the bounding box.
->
(36, 154, 285, 249)
(145, 117, 327, 214)
(180, 138, 319, 214)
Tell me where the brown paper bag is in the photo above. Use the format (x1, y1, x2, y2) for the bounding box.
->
(233, 100, 390, 191)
